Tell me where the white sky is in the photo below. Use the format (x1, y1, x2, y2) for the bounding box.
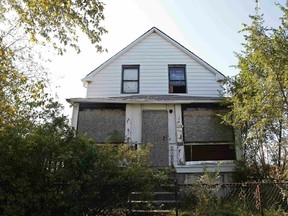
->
(46, 0, 286, 117)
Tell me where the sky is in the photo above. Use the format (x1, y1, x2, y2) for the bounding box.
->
(47, 0, 286, 117)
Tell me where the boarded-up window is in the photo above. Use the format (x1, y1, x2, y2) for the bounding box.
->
(77, 103, 125, 143)
(183, 107, 234, 142)
(182, 104, 235, 161)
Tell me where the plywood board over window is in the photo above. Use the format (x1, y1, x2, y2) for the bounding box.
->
(77, 103, 126, 143)
(183, 109, 234, 142)
(183, 104, 235, 161)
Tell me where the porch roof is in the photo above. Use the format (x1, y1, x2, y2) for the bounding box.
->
(67, 95, 226, 104)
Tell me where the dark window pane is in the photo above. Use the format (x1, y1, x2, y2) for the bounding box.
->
(169, 80, 186, 86)
(170, 68, 185, 80)
(185, 145, 236, 161)
(170, 85, 186, 93)
(169, 66, 186, 93)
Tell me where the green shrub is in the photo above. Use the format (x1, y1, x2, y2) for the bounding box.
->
(0, 106, 167, 216)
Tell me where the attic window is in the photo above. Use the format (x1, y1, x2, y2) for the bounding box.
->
(169, 65, 186, 93)
(122, 65, 139, 94)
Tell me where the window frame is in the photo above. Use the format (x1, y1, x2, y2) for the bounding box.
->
(184, 142, 236, 161)
(168, 64, 187, 94)
(181, 104, 236, 162)
(121, 65, 140, 94)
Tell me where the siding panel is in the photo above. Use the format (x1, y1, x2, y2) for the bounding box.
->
(87, 33, 222, 97)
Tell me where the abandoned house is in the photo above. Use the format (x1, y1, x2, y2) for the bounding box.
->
(67, 27, 241, 183)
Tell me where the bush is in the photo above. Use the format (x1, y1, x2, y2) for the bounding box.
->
(179, 169, 288, 216)
(0, 110, 167, 215)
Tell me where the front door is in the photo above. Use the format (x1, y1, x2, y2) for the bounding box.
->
(142, 110, 169, 167)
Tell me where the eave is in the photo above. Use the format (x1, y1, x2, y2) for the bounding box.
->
(66, 95, 226, 105)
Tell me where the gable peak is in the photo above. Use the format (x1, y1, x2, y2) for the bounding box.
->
(82, 27, 225, 85)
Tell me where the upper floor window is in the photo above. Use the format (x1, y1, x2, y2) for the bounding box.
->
(122, 65, 139, 94)
(169, 65, 186, 93)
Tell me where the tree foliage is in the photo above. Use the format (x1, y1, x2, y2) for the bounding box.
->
(0, 103, 166, 216)
(0, 17, 50, 130)
(0, 0, 107, 54)
(0, 1, 163, 215)
(223, 2, 288, 180)
(1, 2, 159, 215)
(0, 0, 107, 129)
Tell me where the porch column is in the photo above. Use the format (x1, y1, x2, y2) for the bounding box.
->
(175, 105, 185, 165)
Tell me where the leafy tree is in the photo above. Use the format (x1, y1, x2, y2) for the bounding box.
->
(0, 102, 166, 216)
(0, 28, 46, 130)
(0, 0, 107, 54)
(1, 2, 156, 215)
(0, 0, 107, 129)
(223, 2, 288, 180)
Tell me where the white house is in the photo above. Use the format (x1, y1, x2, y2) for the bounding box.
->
(67, 27, 241, 183)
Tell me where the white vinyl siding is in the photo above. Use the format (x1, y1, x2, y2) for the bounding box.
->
(86, 32, 222, 97)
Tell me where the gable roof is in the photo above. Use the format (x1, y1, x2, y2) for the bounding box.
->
(82, 27, 225, 84)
